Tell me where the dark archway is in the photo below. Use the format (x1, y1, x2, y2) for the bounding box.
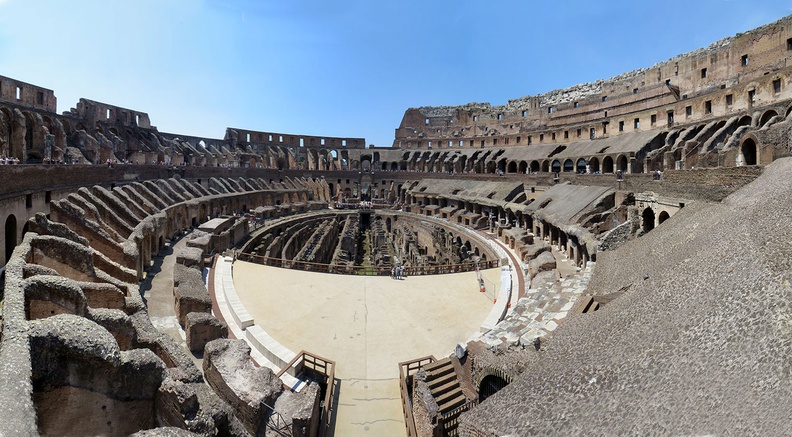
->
(589, 157, 600, 173)
(506, 161, 517, 173)
(518, 160, 528, 174)
(642, 207, 655, 233)
(616, 155, 629, 173)
(5, 214, 17, 263)
(563, 159, 574, 172)
(551, 160, 561, 173)
(742, 138, 757, 166)
(479, 375, 509, 403)
(658, 211, 670, 225)
(529, 160, 540, 173)
(602, 156, 614, 173)
(576, 158, 587, 173)
(540, 160, 549, 172)
(759, 110, 778, 127)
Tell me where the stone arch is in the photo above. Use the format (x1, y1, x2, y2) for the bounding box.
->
(551, 159, 561, 173)
(506, 161, 517, 174)
(759, 109, 778, 127)
(658, 210, 670, 225)
(616, 155, 628, 173)
(737, 115, 753, 127)
(576, 158, 587, 173)
(473, 367, 513, 403)
(562, 159, 574, 172)
(740, 137, 758, 166)
(518, 160, 527, 174)
(5, 214, 17, 263)
(602, 156, 614, 173)
(540, 160, 549, 173)
(529, 160, 539, 173)
(642, 207, 655, 233)
(589, 157, 600, 173)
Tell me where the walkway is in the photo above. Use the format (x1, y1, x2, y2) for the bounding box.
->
(140, 234, 198, 367)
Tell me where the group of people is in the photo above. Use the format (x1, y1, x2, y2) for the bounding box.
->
(0, 156, 20, 164)
(390, 265, 406, 280)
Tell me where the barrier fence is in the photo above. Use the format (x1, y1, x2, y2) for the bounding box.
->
(236, 252, 500, 276)
(277, 351, 336, 437)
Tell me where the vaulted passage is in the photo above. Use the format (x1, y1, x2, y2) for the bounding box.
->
(742, 139, 757, 166)
(479, 374, 509, 403)
(642, 207, 655, 233)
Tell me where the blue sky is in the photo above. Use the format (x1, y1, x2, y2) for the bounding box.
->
(0, 1, 790, 146)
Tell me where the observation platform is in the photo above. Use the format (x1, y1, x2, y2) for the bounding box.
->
(231, 261, 502, 436)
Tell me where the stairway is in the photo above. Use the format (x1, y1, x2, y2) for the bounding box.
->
(422, 357, 469, 436)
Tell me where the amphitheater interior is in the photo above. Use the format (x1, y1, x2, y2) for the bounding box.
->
(1, 14, 792, 437)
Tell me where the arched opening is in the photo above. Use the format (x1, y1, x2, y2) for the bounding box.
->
(589, 157, 600, 173)
(658, 211, 670, 225)
(551, 160, 561, 173)
(576, 158, 587, 174)
(562, 159, 574, 172)
(616, 155, 628, 173)
(759, 110, 778, 127)
(602, 156, 614, 173)
(737, 115, 752, 127)
(518, 160, 528, 174)
(5, 214, 17, 263)
(741, 138, 757, 166)
(479, 374, 509, 403)
(506, 161, 517, 173)
(540, 160, 549, 172)
(642, 207, 655, 233)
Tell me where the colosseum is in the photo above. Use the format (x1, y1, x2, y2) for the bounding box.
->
(1, 12, 791, 437)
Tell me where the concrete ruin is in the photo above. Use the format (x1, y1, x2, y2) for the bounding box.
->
(1, 12, 792, 437)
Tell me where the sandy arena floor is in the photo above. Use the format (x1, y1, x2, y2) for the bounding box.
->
(233, 262, 502, 436)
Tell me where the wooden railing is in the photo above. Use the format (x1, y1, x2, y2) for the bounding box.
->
(439, 399, 479, 436)
(236, 252, 499, 276)
(398, 355, 436, 437)
(277, 351, 337, 437)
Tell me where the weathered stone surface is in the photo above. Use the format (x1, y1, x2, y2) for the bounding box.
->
(173, 264, 211, 327)
(203, 339, 283, 435)
(185, 312, 228, 353)
(155, 378, 216, 436)
(272, 381, 320, 437)
(528, 250, 556, 276)
(129, 427, 200, 437)
(176, 247, 204, 269)
(411, 371, 440, 437)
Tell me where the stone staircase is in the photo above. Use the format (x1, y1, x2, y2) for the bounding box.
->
(423, 357, 469, 436)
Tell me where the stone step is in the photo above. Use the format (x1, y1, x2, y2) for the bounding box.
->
(423, 357, 453, 375)
(437, 390, 466, 413)
(430, 378, 460, 398)
(427, 370, 457, 391)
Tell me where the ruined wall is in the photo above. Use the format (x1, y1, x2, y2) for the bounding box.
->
(392, 15, 792, 172)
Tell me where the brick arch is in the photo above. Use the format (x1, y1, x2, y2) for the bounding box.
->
(472, 366, 514, 392)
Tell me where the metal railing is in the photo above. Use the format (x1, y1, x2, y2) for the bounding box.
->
(277, 350, 337, 437)
(236, 252, 499, 276)
(398, 355, 436, 437)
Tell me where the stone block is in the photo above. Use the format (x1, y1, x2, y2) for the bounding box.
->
(186, 312, 228, 353)
(203, 339, 283, 435)
(176, 247, 204, 270)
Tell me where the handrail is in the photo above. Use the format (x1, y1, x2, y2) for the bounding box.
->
(277, 350, 336, 437)
(236, 252, 499, 276)
(439, 399, 479, 434)
(397, 355, 436, 437)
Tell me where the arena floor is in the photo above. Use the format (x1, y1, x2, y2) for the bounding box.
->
(233, 261, 503, 436)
